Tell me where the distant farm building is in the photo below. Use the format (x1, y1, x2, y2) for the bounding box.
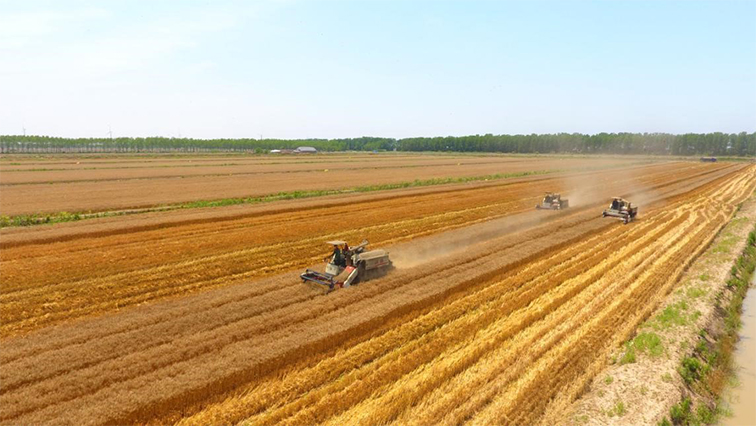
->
(295, 146, 317, 153)
(700, 157, 717, 162)
(269, 149, 282, 154)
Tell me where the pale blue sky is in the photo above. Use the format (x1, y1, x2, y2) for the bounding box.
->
(1, 0, 754, 139)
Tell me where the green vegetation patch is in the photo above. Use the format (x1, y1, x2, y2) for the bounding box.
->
(635, 332, 665, 356)
(687, 286, 707, 299)
(679, 356, 708, 385)
(0, 211, 83, 227)
(646, 300, 692, 331)
(606, 400, 627, 417)
(711, 231, 739, 255)
(621, 331, 664, 364)
(660, 396, 719, 426)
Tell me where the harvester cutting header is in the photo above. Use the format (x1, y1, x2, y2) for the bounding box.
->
(301, 240, 393, 292)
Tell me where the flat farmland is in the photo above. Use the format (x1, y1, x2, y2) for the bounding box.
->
(1, 153, 754, 426)
(0, 154, 641, 215)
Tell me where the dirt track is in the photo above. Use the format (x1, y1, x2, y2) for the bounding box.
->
(1, 159, 753, 426)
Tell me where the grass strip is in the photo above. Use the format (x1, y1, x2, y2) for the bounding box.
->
(658, 226, 756, 426)
(0, 169, 554, 228)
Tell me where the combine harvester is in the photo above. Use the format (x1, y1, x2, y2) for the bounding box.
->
(535, 192, 569, 210)
(602, 197, 638, 224)
(301, 240, 393, 292)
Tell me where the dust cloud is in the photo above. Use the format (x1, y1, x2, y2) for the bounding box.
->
(562, 168, 658, 218)
(391, 167, 658, 270)
(561, 170, 606, 208)
(390, 210, 553, 269)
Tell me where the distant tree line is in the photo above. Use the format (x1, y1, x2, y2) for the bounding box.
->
(0, 133, 754, 156)
(398, 132, 755, 156)
(0, 136, 395, 154)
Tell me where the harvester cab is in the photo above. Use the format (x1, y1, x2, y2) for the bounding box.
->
(602, 197, 638, 224)
(301, 240, 393, 292)
(536, 192, 569, 210)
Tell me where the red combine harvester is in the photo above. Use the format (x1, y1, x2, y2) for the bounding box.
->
(300, 240, 393, 292)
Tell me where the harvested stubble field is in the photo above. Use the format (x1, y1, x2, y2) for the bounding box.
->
(0, 154, 639, 215)
(0, 153, 754, 426)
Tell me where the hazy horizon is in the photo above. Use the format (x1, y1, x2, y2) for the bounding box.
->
(2, 0, 755, 140)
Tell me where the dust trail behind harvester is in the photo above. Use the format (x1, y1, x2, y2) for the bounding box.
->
(562, 164, 659, 217)
(560, 170, 605, 208)
(389, 173, 598, 270)
(389, 209, 557, 269)
(390, 166, 661, 270)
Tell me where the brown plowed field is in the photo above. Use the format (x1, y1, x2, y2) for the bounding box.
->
(0, 154, 753, 426)
(0, 155, 582, 183)
(0, 154, 640, 215)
